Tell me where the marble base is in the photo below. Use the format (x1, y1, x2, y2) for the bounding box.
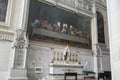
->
(49, 63, 83, 74)
(9, 69, 28, 80)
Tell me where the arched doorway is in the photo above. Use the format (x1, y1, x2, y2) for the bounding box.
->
(97, 12, 105, 43)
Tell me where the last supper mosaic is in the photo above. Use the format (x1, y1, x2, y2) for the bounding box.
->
(27, 0, 92, 49)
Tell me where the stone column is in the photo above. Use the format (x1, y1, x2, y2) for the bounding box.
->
(9, 29, 28, 80)
(91, 1, 99, 79)
(9, 0, 29, 79)
(106, 0, 120, 80)
(10, 0, 29, 30)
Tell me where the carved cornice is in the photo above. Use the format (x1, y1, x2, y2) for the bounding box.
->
(96, 0, 106, 5)
(0, 25, 9, 30)
(0, 29, 14, 41)
(96, 0, 107, 9)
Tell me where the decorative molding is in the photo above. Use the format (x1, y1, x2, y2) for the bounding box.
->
(0, 29, 14, 41)
(12, 29, 29, 69)
(95, 0, 107, 11)
(38, 0, 94, 17)
(95, 43, 110, 73)
(9, 29, 29, 79)
(96, 0, 106, 7)
(77, 0, 93, 14)
(0, 25, 9, 30)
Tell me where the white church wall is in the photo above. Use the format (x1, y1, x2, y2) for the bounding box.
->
(0, 41, 11, 80)
(26, 41, 94, 79)
(107, 0, 120, 80)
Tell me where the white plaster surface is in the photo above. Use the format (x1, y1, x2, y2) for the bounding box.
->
(107, 0, 120, 80)
(0, 41, 11, 80)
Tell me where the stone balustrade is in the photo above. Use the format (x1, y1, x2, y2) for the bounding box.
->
(78, 0, 93, 14)
(59, 0, 77, 6)
(42, 0, 93, 16)
(58, 0, 93, 14)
